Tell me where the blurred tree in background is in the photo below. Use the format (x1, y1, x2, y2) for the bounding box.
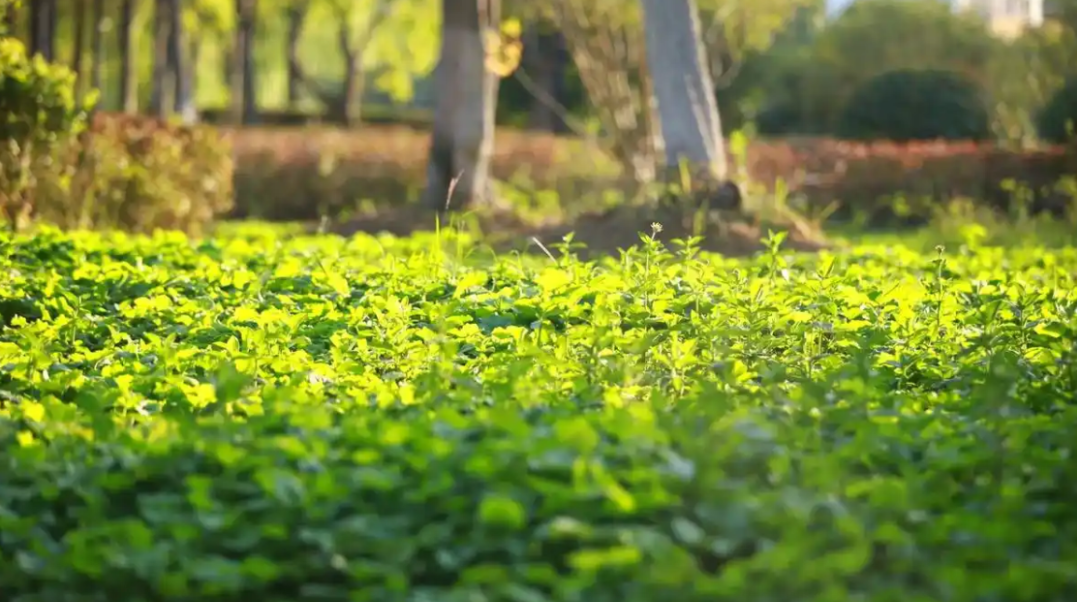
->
(0, 0, 1070, 144)
(743, 0, 1075, 143)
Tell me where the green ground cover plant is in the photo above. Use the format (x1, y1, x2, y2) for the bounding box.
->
(1, 223, 1076, 601)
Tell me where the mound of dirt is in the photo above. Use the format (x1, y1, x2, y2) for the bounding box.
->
(327, 203, 829, 259)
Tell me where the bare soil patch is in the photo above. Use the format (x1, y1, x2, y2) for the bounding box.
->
(326, 203, 829, 259)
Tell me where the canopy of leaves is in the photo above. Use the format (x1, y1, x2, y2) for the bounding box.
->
(813, 0, 997, 82)
(186, 0, 235, 32)
(749, 0, 1000, 135)
(268, 0, 440, 103)
(984, 23, 1077, 142)
(695, 0, 818, 71)
(516, 0, 813, 79)
(1049, 0, 1077, 35)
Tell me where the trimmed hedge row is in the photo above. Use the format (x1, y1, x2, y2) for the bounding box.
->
(0, 34, 233, 235)
(746, 138, 1077, 222)
(31, 112, 235, 236)
(228, 126, 591, 221)
(227, 127, 1077, 224)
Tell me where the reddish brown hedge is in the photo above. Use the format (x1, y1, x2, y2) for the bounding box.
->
(28, 112, 234, 235)
(227, 126, 1076, 222)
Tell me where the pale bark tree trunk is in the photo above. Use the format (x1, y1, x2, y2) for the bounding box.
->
(422, 0, 500, 211)
(641, 0, 727, 182)
(553, 0, 661, 184)
(120, 0, 139, 113)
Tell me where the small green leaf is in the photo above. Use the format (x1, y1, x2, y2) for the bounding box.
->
(478, 494, 527, 530)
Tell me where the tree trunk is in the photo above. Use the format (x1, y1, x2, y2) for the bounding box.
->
(188, 34, 201, 115)
(29, 0, 55, 60)
(553, 0, 660, 184)
(241, 2, 257, 125)
(285, 3, 306, 107)
(422, 0, 501, 211)
(641, 0, 727, 182)
(91, 0, 106, 94)
(46, 0, 56, 58)
(120, 0, 138, 113)
(230, 0, 257, 124)
(150, 0, 171, 118)
(339, 55, 365, 127)
(73, 0, 87, 100)
(168, 0, 195, 122)
(2, 2, 16, 35)
(337, 21, 364, 126)
(228, 0, 245, 124)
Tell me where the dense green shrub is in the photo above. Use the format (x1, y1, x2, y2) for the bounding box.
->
(0, 36, 93, 229)
(1036, 78, 1077, 144)
(1, 226, 1077, 600)
(836, 69, 992, 142)
(754, 102, 811, 136)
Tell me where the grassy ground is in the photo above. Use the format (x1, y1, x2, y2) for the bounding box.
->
(1, 219, 1075, 600)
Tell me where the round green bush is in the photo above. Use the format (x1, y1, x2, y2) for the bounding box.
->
(836, 69, 992, 142)
(754, 102, 802, 136)
(1036, 78, 1077, 144)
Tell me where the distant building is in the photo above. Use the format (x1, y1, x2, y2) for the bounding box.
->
(950, 0, 1044, 37)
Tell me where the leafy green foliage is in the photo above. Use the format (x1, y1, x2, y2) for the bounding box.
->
(0, 37, 95, 229)
(304, 0, 439, 103)
(744, 0, 1070, 142)
(749, 0, 998, 136)
(836, 69, 992, 142)
(695, 0, 818, 64)
(0, 0, 15, 35)
(984, 25, 1077, 143)
(1, 224, 1076, 599)
(1037, 77, 1077, 144)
